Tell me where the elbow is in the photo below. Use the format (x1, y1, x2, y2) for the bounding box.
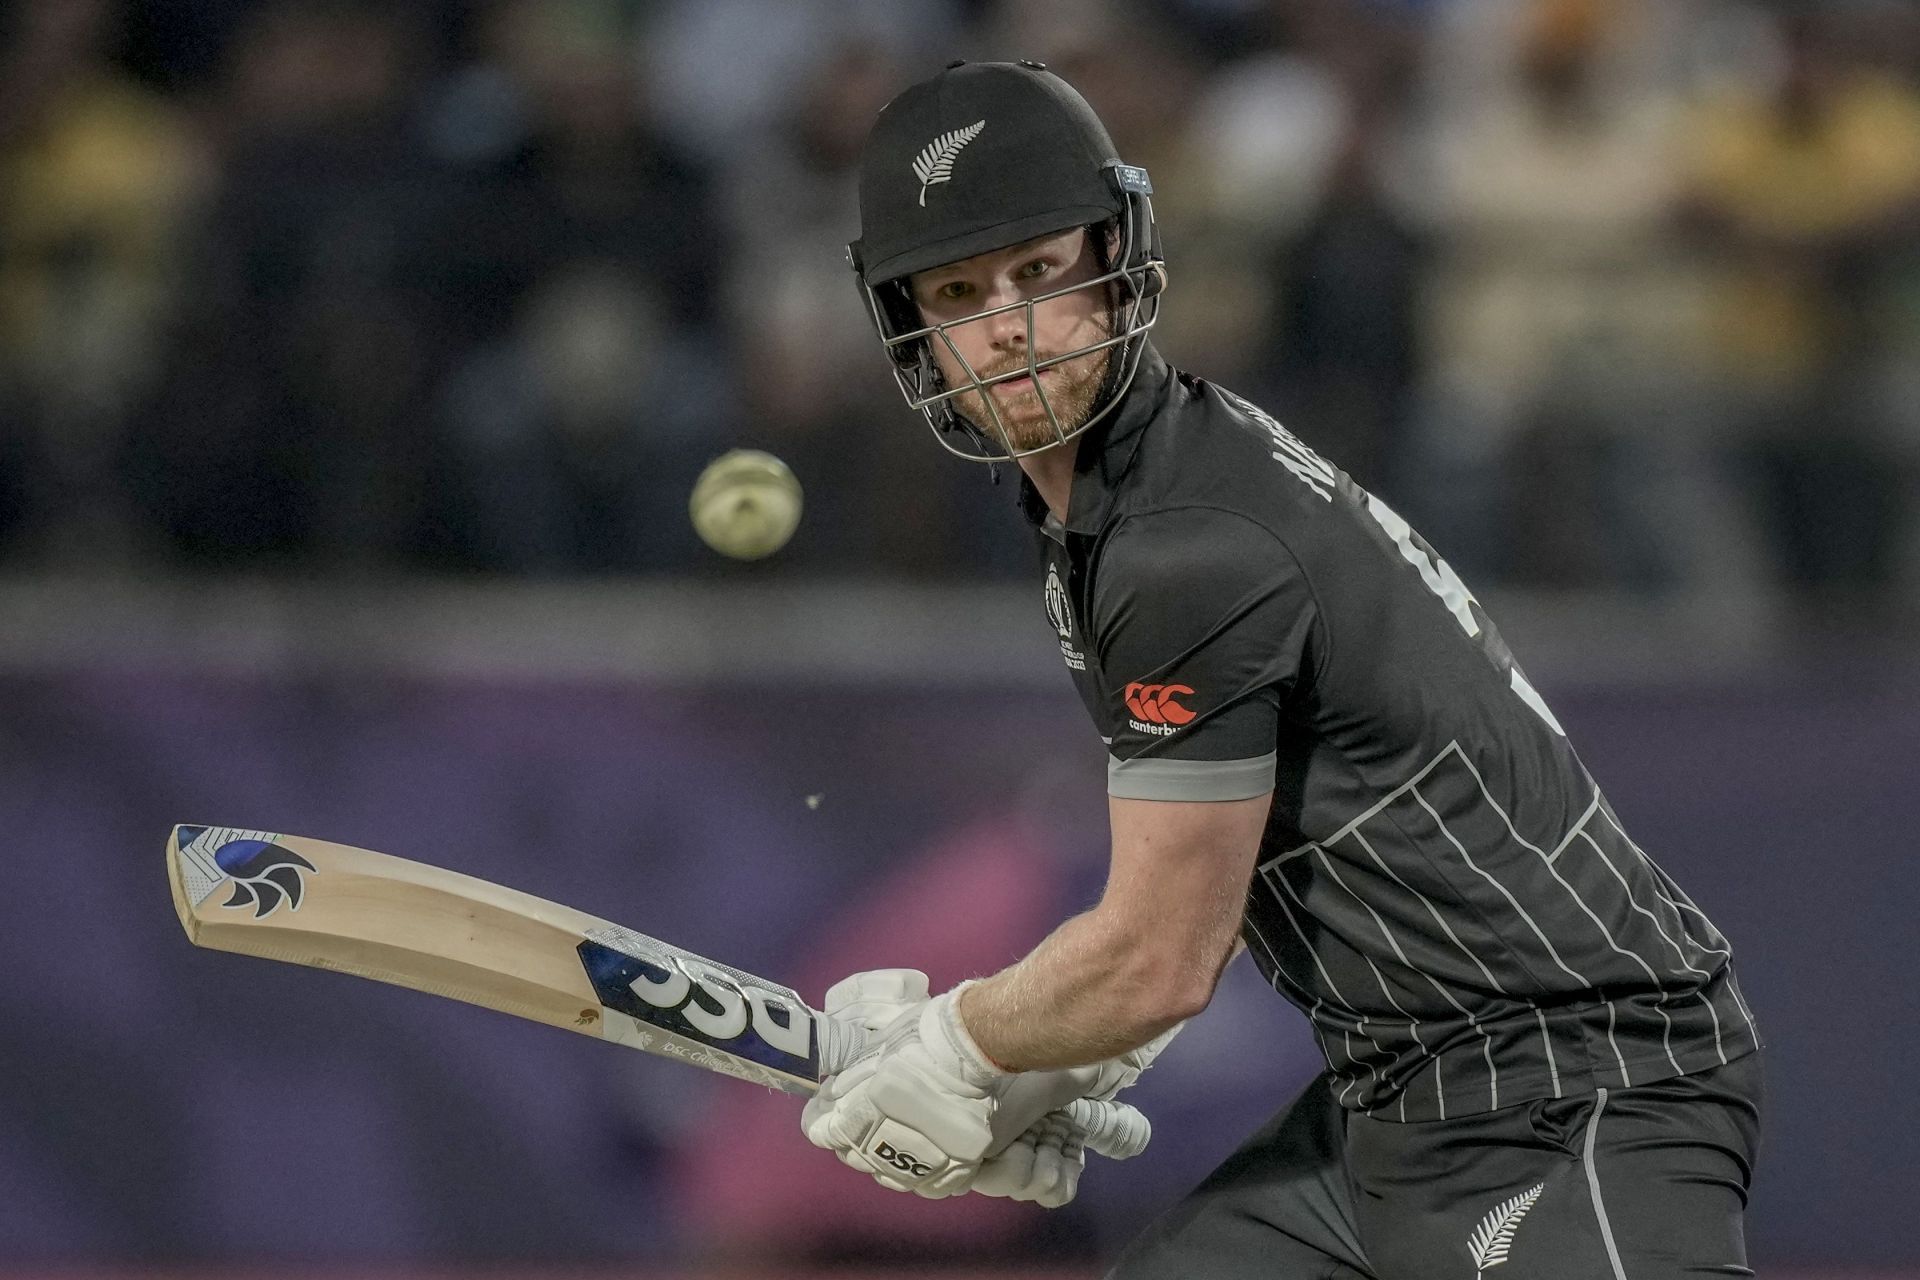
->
(1120, 954, 1219, 1028)
(1094, 912, 1228, 1029)
(1161, 973, 1218, 1024)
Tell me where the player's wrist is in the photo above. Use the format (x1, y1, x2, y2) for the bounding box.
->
(930, 982, 1014, 1088)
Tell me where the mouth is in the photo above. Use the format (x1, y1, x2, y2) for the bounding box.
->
(988, 367, 1053, 396)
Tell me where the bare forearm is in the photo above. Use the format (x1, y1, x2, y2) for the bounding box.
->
(955, 792, 1268, 1072)
(957, 908, 1236, 1072)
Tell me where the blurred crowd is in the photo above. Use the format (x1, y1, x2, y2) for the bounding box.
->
(1, 0, 1917, 599)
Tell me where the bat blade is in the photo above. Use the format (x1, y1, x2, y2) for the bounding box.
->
(166, 826, 1150, 1162)
(166, 825, 827, 1094)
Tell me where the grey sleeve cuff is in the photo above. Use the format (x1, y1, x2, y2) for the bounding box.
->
(1107, 752, 1278, 802)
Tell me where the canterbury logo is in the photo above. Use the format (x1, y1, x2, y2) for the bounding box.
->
(1124, 683, 1196, 726)
(912, 120, 985, 206)
(1466, 1184, 1544, 1277)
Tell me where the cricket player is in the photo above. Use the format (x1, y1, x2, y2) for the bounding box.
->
(803, 61, 1762, 1279)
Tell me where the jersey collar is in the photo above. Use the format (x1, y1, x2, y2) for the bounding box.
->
(1018, 344, 1172, 541)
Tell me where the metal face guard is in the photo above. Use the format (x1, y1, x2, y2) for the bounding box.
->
(857, 184, 1163, 462)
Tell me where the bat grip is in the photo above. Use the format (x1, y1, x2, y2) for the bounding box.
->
(814, 1015, 1149, 1161)
(1062, 1097, 1151, 1160)
(817, 1012, 871, 1077)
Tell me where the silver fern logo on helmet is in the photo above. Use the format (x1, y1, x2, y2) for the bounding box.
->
(911, 120, 985, 206)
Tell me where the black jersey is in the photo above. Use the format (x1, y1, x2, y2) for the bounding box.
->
(1023, 349, 1759, 1122)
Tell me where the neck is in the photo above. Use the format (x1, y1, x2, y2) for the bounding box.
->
(1017, 436, 1081, 525)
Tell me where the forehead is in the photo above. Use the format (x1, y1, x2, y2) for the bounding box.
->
(911, 227, 1089, 283)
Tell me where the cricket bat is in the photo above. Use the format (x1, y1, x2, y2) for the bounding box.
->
(166, 824, 1148, 1159)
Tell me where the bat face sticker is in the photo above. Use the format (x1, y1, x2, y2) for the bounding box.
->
(211, 837, 317, 917)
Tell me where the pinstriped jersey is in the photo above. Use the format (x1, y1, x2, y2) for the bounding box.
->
(1021, 348, 1759, 1122)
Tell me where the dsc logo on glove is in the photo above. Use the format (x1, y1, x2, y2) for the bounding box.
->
(873, 1140, 934, 1179)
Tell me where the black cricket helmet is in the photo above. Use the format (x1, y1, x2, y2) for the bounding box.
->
(847, 61, 1165, 461)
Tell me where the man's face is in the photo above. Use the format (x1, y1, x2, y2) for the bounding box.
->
(907, 228, 1112, 454)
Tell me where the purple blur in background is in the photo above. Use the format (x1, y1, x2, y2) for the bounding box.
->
(0, 663, 1913, 1270)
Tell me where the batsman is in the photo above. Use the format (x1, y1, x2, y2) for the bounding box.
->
(804, 61, 1762, 1280)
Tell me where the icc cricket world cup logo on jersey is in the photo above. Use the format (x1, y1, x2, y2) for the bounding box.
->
(1045, 564, 1086, 670)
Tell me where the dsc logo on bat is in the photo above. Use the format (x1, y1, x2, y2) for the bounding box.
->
(625, 952, 811, 1056)
(581, 931, 814, 1064)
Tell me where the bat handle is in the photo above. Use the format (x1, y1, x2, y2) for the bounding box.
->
(1063, 1096, 1151, 1160)
(815, 1015, 1150, 1161)
(816, 1012, 871, 1078)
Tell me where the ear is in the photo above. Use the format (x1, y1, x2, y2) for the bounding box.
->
(1087, 220, 1124, 275)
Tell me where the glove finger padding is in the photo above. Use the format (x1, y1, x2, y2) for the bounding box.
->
(971, 1130, 1038, 1199)
(803, 1065, 877, 1152)
(974, 1107, 1104, 1207)
(802, 1052, 878, 1150)
(1026, 1115, 1084, 1209)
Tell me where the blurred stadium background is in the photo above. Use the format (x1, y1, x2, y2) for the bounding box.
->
(0, 0, 1915, 1276)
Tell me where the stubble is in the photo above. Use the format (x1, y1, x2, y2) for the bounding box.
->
(949, 344, 1113, 454)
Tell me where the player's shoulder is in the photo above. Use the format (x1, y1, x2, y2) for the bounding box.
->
(1117, 368, 1353, 545)
(1087, 376, 1331, 612)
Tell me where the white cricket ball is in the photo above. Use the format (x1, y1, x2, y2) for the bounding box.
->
(690, 449, 803, 560)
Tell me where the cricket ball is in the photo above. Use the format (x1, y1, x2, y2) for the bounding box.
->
(690, 449, 803, 560)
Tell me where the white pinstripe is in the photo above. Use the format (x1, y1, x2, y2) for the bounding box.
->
(1583, 1088, 1631, 1280)
(1246, 740, 1750, 1113)
(1596, 807, 1759, 1052)
(1725, 971, 1761, 1051)
(1349, 827, 1526, 1100)
(1577, 829, 1728, 1066)
(1545, 791, 1602, 865)
(1533, 1005, 1563, 1097)
(1261, 864, 1391, 1108)
(1575, 832, 1714, 981)
(1446, 754, 1650, 1080)
(1536, 839, 1684, 1077)
(1599, 807, 1735, 956)
(1313, 849, 1444, 1120)
(1604, 999, 1631, 1086)
(1349, 827, 1506, 992)
(1264, 743, 1464, 867)
(1243, 910, 1356, 1093)
(1411, 790, 1601, 997)
(1274, 741, 1587, 1109)
(1667, 897, 1733, 957)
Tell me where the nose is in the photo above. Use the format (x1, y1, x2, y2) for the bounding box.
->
(978, 279, 1028, 353)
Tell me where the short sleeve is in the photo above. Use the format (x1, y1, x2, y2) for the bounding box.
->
(1091, 506, 1320, 801)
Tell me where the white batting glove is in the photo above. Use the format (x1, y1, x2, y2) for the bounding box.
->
(973, 1097, 1149, 1208)
(799, 968, 928, 1155)
(822, 967, 932, 1032)
(803, 983, 1007, 1198)
(1082, 1020, 1183, 1100)
(800, 969, 1179, 1202)
(807, 966, 1181, 1103)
